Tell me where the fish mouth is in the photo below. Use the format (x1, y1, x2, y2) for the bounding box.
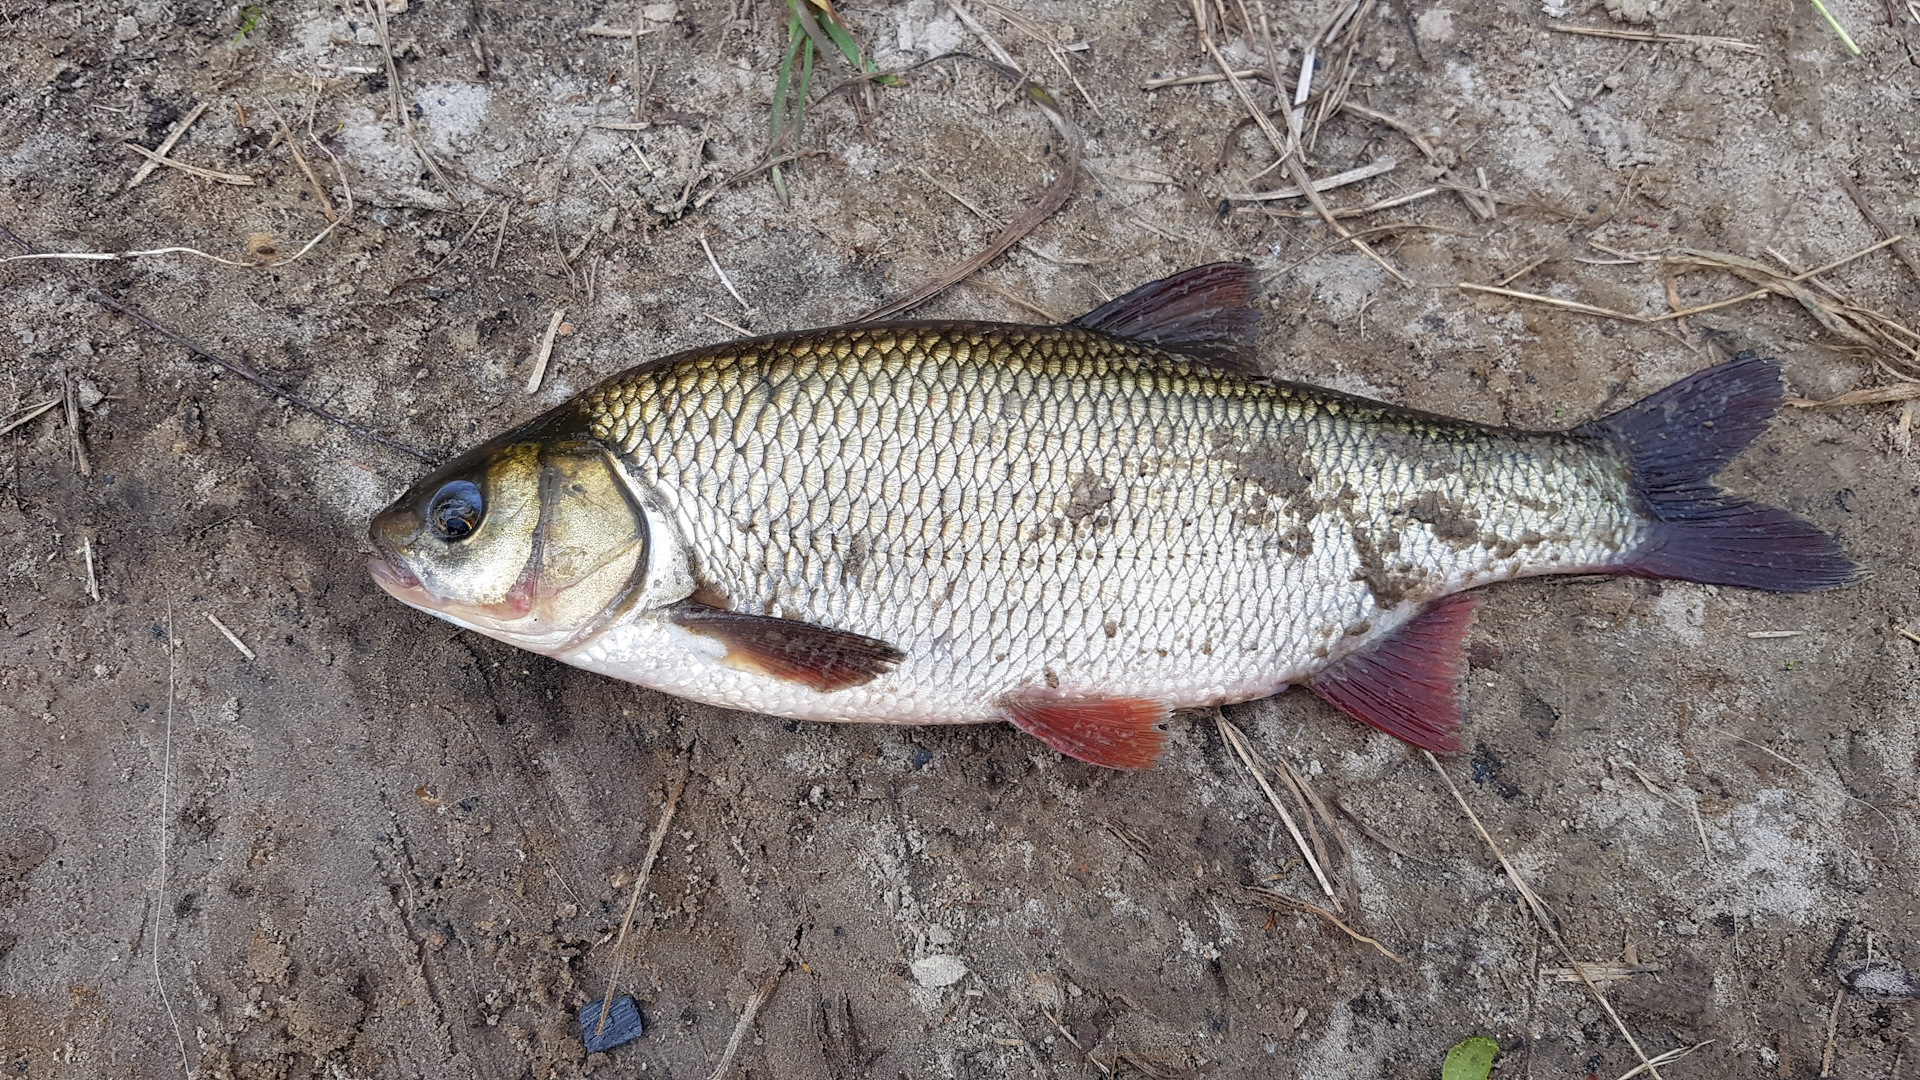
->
(367, 539, 436, 609)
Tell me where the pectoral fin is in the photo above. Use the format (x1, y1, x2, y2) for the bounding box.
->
(1307, 592, 1480, 752)
(1004, 692, 1169, 770)
(668, 601, 905, 693)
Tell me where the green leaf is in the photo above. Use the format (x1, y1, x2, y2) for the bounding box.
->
(1441, 1037, 1499, 1080)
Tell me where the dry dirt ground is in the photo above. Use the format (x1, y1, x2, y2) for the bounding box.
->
(2, 0, 1918, 1076)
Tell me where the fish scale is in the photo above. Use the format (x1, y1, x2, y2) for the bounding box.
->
(577, 322, 1639, 721)
(370, 264, 1853, 767)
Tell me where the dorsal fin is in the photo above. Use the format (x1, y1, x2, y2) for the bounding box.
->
(1069, 263, 1262, 375)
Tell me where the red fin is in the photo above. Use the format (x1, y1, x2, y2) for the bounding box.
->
(668, 601, 904, 692)
(1004, 693, 1169, 770)
(1069, 263, 1262, 375)
(1307, 592, 1481, 752)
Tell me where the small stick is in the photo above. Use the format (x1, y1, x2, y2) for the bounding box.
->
(525, 309, 567, 394)
(594, 759, 691, 1037)
(0, 398, 60, 438)
(206, 613, 256, 660)
(698, 234, 751, 313)
(489, 202, 510, 269)
(123, 143, 256, 186)
(965, 277, 1061, 322)
(1897, 626, 1920, 646)
(1043, 1009, 1115, 1077)
(1242, 186, 1439, 220)
(1458, 283, 1647, 322)
(1496, 254, 1551, 287)
(1648, 288, 1771, 322)
(1224, 158, 1398, 202)
(1820, 986, 1844, 1076)
(857, 65, 1081, 321)
(1613, 1041, 1714, 1080)
(1426, 751, 1667, 1079)
(82, 537, 100, 602)
(266, 101, 336, 222)
(127, 102, 209, 190)
(1242, 886, 1401, 961)
(708, 966, 784, 1080)
(1548, 25, 1762, 52)
(63, 376, 91, 476)
(1216, 717, 1341, 909)
(702, 311, 750, 336)
(1837, 174, 1920, 284)
(581, 22, 660, 37)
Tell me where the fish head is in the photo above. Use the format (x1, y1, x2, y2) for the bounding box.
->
(368, 435, 650, 653)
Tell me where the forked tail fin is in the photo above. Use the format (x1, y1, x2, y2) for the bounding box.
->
(1581, 353, 1856, 592)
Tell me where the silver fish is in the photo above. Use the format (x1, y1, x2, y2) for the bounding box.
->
(368, 265, 1852, 768)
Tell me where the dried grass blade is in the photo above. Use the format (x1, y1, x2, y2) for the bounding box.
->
(857, 71, 1078, 321)
(1216, 717, 1341, 910)
(1425, 751, 1668, 1080)
(1787, 383, 1920, 408)
(1459, 282, 1647, 322)
(1239, 885, 1402, 962)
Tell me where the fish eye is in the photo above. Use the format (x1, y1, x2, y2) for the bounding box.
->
(427, 480, 484, 541)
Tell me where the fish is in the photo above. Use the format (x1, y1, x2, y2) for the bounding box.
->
(367, 264, 1855, 769)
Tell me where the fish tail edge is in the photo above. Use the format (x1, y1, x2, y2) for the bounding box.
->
(1582, 352, 1858, 593)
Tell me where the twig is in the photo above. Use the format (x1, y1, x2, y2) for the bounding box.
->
(205, 613, 256, 661)
(1787, 383, 1920, 409)
(699, 235, 751, 313)
(593, 758, 691, 1037)
(127, 102, 210, 190)
(0, 224, 438, 463)
(1837, 174, 1920, 284)
(63, 375, 91, 476)
(265, 101, 337, 222)
(1458, 282, 1647, 322)
(525, 309, 567, 395)
(1821, 986, 1845, 1076)
(82, 536, 100, 602)
(582, 21, 661, 37)
(1425, 751, 1667, 1079)
(856, 62, 1080, 321)
(123, 143, 255, 186)
(489, 202, 510, 269)
(1216, 717, 1340, 909)
(708, 966, 784, 1080)
(702, 311, 751, 336)
(370, 0, 461, 206)
(1549, 25, 1762, 52)
(0, 397, 60, 438)
(1224, 158, 1398, 202)
(1613, 1041, 1714, 1080)
(1242, 185, 1438, 220)
(1240, 885, 1402, 961)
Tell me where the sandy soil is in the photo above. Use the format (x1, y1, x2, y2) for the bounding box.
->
(2, 0, 1917, 1076)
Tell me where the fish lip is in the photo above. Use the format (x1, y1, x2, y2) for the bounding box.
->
(366, 529, 430, 601)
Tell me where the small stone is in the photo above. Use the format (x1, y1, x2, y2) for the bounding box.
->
(910, 955, 969, 989)
(642, 2, 677, 20)
(578, 996, 644, 1053)
(113, 15, 140, 43)
(1604, 0, 1654, 24)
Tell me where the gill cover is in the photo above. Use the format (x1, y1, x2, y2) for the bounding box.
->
(369, 439, 649, 647)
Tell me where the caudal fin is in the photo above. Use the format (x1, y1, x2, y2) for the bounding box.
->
(1581, 353, 1856, 592)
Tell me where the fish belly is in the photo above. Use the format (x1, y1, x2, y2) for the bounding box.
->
(580, 326, 1645, 724)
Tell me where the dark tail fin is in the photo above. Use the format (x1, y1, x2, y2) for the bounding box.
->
(1581, 353, 1856, 592)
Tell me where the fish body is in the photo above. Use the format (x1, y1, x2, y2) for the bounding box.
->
(369, 265, 1853, 767)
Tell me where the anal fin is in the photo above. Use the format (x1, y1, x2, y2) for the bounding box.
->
(668, 601, 905, 693)
(1004, 692, 1169, 770)
(1307, 592, 1480, 753)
